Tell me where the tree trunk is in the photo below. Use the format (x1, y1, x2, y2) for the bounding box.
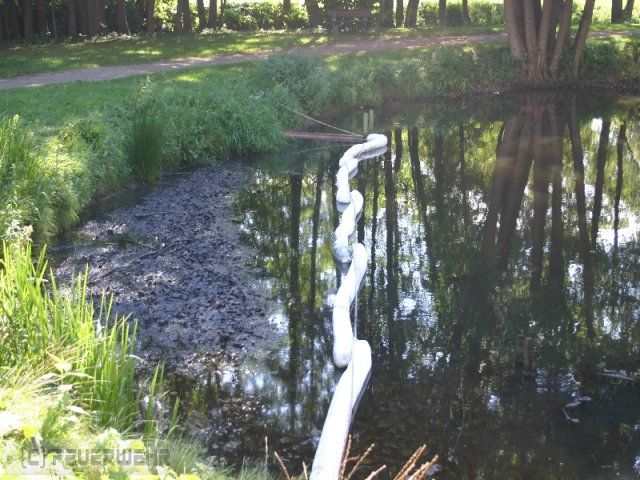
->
(623, 0, 635, 20)
(304, 0, 321, 27)
(196, 0, 207, 29)
(504, 0, 527, 61)
(462, 0, 470, 23)
(97, 0, 107, 32)
(67, 0, 78, 37)
(550, 0, 573, 75)
(395, 0, 404, 26)
(572, 0, 595, 76)
(0, 6, 5, 40)
(51, 2, 57, 37)
(283, 0, 291, 14)
(404, 0, 418, 26)
(36, 0, 48, 34)
(147, 0, 156, 32)
(23, 0, 33, 38)
(4, 0, 21, 39)
(116, 0, 130, 33)
(396, 0, 404, 27)
(208, 0, 218, 28)
(438, 0, 446, 23)
(86, 0, 99, 36)
(182, 0, 192, 31)
(79, 0, 89, 34)
(612, 0, 623, 22)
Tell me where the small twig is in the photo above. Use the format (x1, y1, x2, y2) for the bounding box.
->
(364, 465, 387, 480)
(393, 445, 426, 480)
(345, 443, 375, 480)
(303, 462, 309, 480)
(274, 451, 292, 480)
(339, 435, 353, 480)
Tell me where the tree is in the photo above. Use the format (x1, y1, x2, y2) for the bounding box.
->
(35, 0, 47, 34)
(504, 0, 595, 83)
(147, 0, 155, 32)
(404, 0, 419, 26)
(116, 0, 130, 34)
(22, 0, 33, 38)
(68, 0, 77, 35)
(196, 0, 207, 29)
(303, 0, 321, 27)
(438, 0, 446, 23)
(462, 0, 470, 23)
(612, 0, 634, 22)
(395, 0, 404, 27)
(207, 0, 217, 28)
(174, 0, 192, 32)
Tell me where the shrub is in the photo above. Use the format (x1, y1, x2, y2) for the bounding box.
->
(418, 1, 504, 27)
(223, 2, 308, 30)
(0, 116, 55, 241)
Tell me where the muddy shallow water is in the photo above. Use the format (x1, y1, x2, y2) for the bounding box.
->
(59, 92, 640, 479)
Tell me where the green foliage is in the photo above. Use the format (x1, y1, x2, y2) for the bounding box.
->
(213, 2, 309, 31)
(125, 102, 166, 183)
(0, 116, 56, 242)
(418, 1, 504, 26)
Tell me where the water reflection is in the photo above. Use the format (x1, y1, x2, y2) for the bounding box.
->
(186, 93, 640, 478)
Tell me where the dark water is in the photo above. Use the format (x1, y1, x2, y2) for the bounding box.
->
(182, 93, 640, 479)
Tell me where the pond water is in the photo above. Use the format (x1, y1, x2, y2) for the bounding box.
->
(177, 92, 640, 479)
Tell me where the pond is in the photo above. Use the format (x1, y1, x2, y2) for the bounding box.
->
(171, 91, 640, 479)
(57, 91, 635, 479)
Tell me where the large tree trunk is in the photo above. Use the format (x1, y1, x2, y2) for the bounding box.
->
(550, 0, 573, 75)
(208, 0, 217, 28)
(182, 0, 192, 31)
(36, 0, 48, 34)
(147, 0, 156, 32)
(462, 0, 470, 22)
(97, 0, 107, 32)
(623, 0, 635, 20)
(196, 0, 207, 29)
(612, 0, 624, 22)
(23, 0, 33, 38)
(116, 0, 130, 33)
(67, 0, 78, 37)
(438, 0, 446, 23)
(86, 0, 99, 36)
(404, 0, 418, 26)
(283, 0, 291, 14)
(395, 0, 404, 26)
(304, 0, 321, 27)
(4, 0, 21, 39)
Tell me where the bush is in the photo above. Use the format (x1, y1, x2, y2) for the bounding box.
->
(418, 1, 504, 27)
(223, 2, 308, 30)
(0, 116, 55, 242)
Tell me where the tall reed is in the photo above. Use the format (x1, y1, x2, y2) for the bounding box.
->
(0, 241, 148, 431)
(125, 103, 165, 183)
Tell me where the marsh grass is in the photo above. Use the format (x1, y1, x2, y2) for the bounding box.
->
(0, 116, 55, 241)
(0, 242, 152, 431)
(125, 103, 166, 183)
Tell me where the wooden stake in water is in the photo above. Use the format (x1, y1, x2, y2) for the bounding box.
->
(368, 109, 374, 131)
(363, 112, 369, 135)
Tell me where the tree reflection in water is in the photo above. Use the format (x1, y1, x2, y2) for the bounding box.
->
(183, 93, 640, 479)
